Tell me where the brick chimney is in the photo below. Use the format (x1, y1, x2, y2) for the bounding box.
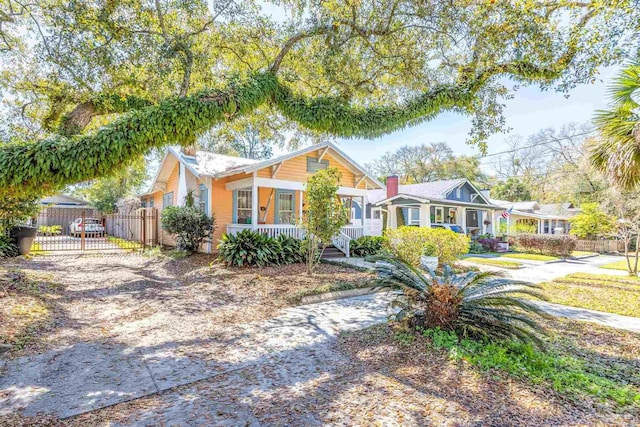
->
(386, 175, 399, 199)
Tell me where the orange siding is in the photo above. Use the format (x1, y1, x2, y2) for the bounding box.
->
(210, 178, 234, 244)
(257, 152, 358, 187)
(258, 187, 275, 224)
(165, 163, 180, 205)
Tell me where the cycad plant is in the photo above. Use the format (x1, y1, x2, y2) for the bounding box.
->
(374, 257, 549, 348)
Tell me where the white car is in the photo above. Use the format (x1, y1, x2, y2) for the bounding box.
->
(431, 223, 466, 234)
(69, 218, 105, 237)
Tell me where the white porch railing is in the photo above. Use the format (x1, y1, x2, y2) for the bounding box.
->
(331, 232, 351, 258)
(341, 225, 364, 239)
(225, 224, 363, 257)
(226, 224, 306, 239)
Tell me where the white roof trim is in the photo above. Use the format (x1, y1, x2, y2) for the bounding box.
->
(214, 141, 384, 189)
(375, 194, 430, 205)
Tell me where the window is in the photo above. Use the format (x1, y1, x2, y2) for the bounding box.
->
(307, 157, 329, 173)
(407, 207, 420, 225)
(149, 198, 154, 208)
(372, 209, 381, 220)
(434, 207, 444, 223)
(456, 188, 462, 199)
(141, 200, 147, 208)
(236, 189, 252, 224)
(163, 192, 173, 210)
(199, 184, 208, 214)
(448, 209, 457, 224)
(277, 191, 295, 224)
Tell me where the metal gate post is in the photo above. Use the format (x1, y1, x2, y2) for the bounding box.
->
(141, 209, 147, 250)
(81, 209, 86, 251)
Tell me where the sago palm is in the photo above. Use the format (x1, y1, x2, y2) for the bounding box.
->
(590, 61, 640, 189)
(374, 257, 550, 348)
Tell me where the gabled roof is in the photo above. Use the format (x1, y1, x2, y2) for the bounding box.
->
(143, 142, 384, 195)
(215, 141, 384, 188)
(369, 178, 498, 208)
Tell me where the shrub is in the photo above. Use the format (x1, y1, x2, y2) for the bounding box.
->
(0, 234, 19, 258)
(37, 225, 62, 236)
(514, 234, 577, 258)
(385, 226, 469, 266)
(161, 206, 215, 252)
(477, 237, 502, 252)
(350, 236, 387, 257)
(274, 234, 305, 264)
(374, 257, 548, 347)
(218, 230, 305, 267)
(468, 240, 487, 254)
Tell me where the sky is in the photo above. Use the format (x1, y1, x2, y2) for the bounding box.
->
(332, 66, 620, 174)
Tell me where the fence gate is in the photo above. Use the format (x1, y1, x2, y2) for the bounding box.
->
(33, 208, 157, 252)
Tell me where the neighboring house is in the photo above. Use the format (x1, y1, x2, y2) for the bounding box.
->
(38, 194, 99, 233)
(140, 142, 384, 254)
(489, 199, 579, 234)
(366, 177, 504, 236)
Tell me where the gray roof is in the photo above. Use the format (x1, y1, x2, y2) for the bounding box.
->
(538, 203, 580, 217)
(367, 178, 467, 205)
(189, 150, 258, 176)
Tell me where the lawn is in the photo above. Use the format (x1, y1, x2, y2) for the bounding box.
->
(463, 257, 522, 269)
(498, 253, 559, 261)
(339, 318, 640, 425)
(600, 256, 640, 272)
(540, 273, 640, 317)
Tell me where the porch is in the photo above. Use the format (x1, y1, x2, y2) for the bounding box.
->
(223, 175, 367, 256)
(384, 202, 496, 235)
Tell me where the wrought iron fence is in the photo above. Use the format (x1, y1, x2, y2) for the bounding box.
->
(33, 208, 157, 252)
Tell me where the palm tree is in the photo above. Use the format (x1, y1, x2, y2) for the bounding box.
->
(590, 61, 640, 189)
(374, 257, 549, 348)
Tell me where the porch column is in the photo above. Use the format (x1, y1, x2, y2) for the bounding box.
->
(251, 180, 258, 230)
(388, 204, 397, 229)
(488, 210, 495, 235)
(460, 207, 467, 233)
(206, 177, 213, 254)
(299, 191, 304, 221)
(419, 203, 430, 228)
(361, 195, 367, 235)
(537, 220, 542, 234)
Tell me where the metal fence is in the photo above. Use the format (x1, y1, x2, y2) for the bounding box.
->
(33, 208, 157, 252)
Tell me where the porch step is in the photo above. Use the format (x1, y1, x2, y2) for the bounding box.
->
(322, 245, 346, 259)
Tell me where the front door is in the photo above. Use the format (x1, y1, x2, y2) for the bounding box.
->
(368, 208, 383, 236)
(466, 210, 479, 228)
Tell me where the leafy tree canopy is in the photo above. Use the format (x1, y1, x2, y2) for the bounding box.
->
(568, 202, 616, 240)
(367, 142, 487, 186)
(491, 177, 532, 202)
(1, 0, 638, 200)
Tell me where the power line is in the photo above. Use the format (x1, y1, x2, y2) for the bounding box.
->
(478, 129, 595, 160)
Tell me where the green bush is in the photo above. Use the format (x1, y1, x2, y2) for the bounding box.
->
(0, 234, 19, 258)
(37, 225, 62, 236)
(350, 236, 387, 257)
(514, 234, 577, 258)
(161, 206, 215, 252)
(385, 226, 470, 266)
(218, 229, 305, 267)
(274, 234, 305, 264)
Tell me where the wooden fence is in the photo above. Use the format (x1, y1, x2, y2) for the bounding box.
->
(575, 239, 625, 253)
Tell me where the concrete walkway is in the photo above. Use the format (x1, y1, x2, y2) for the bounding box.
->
(0, 293, 393, 420)
(535, 301, 640, 333)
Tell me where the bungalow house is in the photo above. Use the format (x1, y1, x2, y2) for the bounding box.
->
(37, 194, 99, 233)
(365, 177, 504, 236)
(140, 142, 384, 254)
(489, 199, 579, 234)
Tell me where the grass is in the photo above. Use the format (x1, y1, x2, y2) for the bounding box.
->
(539, 273, 640, 317)
(571, 251, 598, 257)
(463, 257, 522, 269)
(414, 327, 640, 407)
(600, 256, 640, 272)
(107, 236, 143, 250)
(287, 279, 382, 304)
(498, 252, 559, 261)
